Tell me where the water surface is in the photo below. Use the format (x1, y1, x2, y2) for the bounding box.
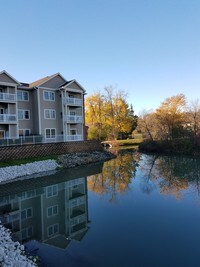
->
(1, 150, 200, 267)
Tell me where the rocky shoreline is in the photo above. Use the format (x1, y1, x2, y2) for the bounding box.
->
(0, 224, 36, 267)
(0, 150, 115, 184)
(0, 150, 115, 266)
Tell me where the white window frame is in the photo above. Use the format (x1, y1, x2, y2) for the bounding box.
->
(44, 109, 56, 119)
(19, 129, 30, 136)
(46, 185, 58, 198)
(47, 223, 59, 237)
(18, 109, 30, 120)
(43, 91, 55, 101)
(21, 207, 33, 220)
(47, 205, 58, 217)
(17, 91, 29, 101)
(45, 128, 56, 139)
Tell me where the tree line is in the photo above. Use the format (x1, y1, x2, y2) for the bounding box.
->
(137, 93, 200, 143)
(86, 87, 200, 144)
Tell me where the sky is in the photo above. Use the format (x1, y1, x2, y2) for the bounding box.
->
(0, 0, 200, 115)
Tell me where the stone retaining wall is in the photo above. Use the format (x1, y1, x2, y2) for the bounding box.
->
(0, 140, 103, 161)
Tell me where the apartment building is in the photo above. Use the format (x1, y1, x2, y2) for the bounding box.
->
(0, 176, 89, 247)
(0, 70, 86, 142)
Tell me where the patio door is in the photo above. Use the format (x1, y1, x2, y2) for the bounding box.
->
(0, 130, 5, 139)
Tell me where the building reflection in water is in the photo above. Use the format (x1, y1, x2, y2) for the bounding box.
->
(0, 175, 89, 249)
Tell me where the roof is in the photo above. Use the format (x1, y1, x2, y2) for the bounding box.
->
(0, 70, 20, 85)
(29, 73, 58, 87)
(60, 79, 86, 93)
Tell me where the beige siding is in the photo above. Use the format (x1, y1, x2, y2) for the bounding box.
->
(67, 82, 83, 91)
(32, 90, 40, 134)
(41, 75, 66, 89)
(39, 88, 63, 136)
(18, 90, 34, 134)
(9, 125, 17, 138)
(0, 73, 17, 84)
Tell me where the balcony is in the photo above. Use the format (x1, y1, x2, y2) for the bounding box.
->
(63, 97, 82, 106)
(64, 115, 83, 123)
(0, 114, 17, 123)
(0, 93, 16, 102)
(66, 135, 83, 141)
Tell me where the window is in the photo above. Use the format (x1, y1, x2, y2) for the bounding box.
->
(46, 185, 58, 198)
(47, 223, 59, 237)
(17, 91, 29, 101)
(45, 128, 56, 139)
(21, 208, 32, 220)
(47, 205, 58, 217)
(18, 110, 30, 120)
(70, 129, 77, 135)
(44, 109, 56, 119)
(69, 111, 76, 116)
(43, 91, 55, 101)
(21, 226, 33, 240)
(19, 129, 30, 136)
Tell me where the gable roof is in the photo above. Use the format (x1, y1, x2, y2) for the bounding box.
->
(61, 79, 86, 93)
(29, 72, 67, 88)
(0, 70, 20, 85)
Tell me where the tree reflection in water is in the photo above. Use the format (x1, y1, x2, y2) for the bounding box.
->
(139, 154, 200, 199)
(88, 149, 200, 200)
(87, 151, 141, 202)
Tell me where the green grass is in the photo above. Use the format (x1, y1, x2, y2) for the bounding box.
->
(116, 138, 143, 146)
(0, 155, 58, 167)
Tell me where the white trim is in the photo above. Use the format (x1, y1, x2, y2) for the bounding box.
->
(21, 207, 33, 220)
(47, 205, 58, 218)
(0, 81, 19, 87)
(47, 223, 59, 237)
(46, 184, 58, 198)
(0, 70, 20, 85)
(43, 90, 55, 101)
(39, 87, 57, 91)
(62, 80, 86, 93)
(18, 109, 30, 120)
(17, 90, 29, 101)
(44, 109, 56, 119)
(45, 128, 56, 139)
(37, 88, 41, 135)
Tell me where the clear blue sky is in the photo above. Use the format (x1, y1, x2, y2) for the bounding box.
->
(1, 0, 200, 114)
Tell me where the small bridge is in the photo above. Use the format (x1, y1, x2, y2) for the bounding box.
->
(101, 141, 116, 148)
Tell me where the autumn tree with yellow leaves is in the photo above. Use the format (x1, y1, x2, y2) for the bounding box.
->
(85, 86, 137, 140)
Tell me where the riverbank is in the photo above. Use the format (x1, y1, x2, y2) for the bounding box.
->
(0, 224, 37, 266)
(138, 139, 200, 156)
(0, 150, 116, 184)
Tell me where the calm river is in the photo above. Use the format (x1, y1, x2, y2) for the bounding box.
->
(1, 148, 200, 267)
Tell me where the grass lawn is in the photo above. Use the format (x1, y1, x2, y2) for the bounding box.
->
(0, 155, 58, 168)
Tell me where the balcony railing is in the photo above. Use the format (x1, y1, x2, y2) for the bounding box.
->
(63, 97, 82, 106)
(64, 115, 83, 123)
(66, 134, 83, 141)
(0, 114, 17, 123)
(0, 134, 84, 147)
(0, 93, 16, 102)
